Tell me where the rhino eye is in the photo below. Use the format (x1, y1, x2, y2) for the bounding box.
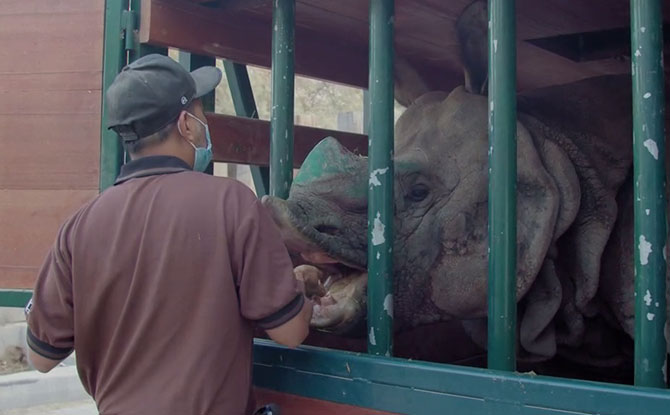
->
(407, 183, 430, 202)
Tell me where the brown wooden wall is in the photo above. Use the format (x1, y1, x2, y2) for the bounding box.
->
(0, 0, 104, 289)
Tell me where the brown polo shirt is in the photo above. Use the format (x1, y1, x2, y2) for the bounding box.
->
(25, 155, 303, 415)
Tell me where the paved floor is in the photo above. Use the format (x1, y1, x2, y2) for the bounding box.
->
(0, 400, 97, 415)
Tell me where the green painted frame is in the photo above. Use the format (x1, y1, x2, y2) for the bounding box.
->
(3, 0, 669, 413)
(254, 340, 670, 414)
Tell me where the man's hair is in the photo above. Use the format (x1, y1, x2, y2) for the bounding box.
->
(122, 121, 176, 154)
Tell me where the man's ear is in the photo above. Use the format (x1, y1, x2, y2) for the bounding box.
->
(176, 110, 195, 142)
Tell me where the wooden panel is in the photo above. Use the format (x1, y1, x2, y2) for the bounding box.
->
(0, 71, 101, 93)
(0, 190, 98, 289)
(254, 388, 396, 415)
(0, 115, 100, 190)
(0, 0, 102, 15)
(175, 0, 670, 93)
(0, 8, 103, 74)
(0, 266, 40, 290)
(208, 113, 367, 167)
(140, 0, 369, 88)
(0, 89, 100, 116)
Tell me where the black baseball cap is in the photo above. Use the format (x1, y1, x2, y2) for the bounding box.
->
(106, 54, 222, 142)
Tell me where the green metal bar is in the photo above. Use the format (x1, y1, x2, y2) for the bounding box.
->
(99, 0, 129, 191)
(223, 61, 270, 197)
(269, 0, 295, 199)
(367, 0, 395, 357)
(179, 51, 215, 175)
(130, 0, 167, 60)
(631, 0, 668, 388)
(487, 0, 517, 371)
(0, 290, 32, 308)
(253, 340, 670, 415)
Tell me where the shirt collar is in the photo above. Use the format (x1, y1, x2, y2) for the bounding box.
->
(114, 155, 192, 185)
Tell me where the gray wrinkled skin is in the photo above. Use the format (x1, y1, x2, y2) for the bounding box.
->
(263, 1, 670, 368)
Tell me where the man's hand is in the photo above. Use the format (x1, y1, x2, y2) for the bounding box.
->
(293, 265, 326, 302)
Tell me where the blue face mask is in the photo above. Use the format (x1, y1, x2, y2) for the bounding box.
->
(182, 112, 212, 172)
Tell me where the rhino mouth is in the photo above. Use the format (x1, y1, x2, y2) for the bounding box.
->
(262, 196, 368, 334)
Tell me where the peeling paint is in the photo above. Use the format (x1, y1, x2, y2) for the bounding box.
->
(641, 26, 646, 33)
(494, 39, 498, 53)
(369, 167, 389, 187)
(490, 101, 494, 112)
(646, 209, 651, 215)
(376, 252, 380, 260)
(647, 312, 655, 321)
(383, 294, 393, 318)
(372, 213, 386, 246)
(369, 327, 377, 346)
(639, 235, 653, 265)
(643, 139, 659, 160)
(644, 290, 653, 306)
(635, 49, 642, 57)
(644, 92, 652, 99)
(655, 302, 660, 307)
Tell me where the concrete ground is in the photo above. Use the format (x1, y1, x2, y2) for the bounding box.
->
(0, 401, 97, 415)
(0, 308, 95, 414)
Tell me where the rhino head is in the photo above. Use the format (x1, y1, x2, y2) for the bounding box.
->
(263, 86, 581, 338)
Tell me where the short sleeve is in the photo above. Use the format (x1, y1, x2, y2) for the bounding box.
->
(25, 220, 75, 360)
(231, 199, 303, 329)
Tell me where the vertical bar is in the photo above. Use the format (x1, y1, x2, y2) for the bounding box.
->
(179, 51, 216, 175)
(270, 0, 295, 199)
(223, 61, 271, 197)
(363, 89, 370, 135)
(99, 0, 129, 191)
(631, 0, 668, 388)
(130, 0, 167, 60)
(487, 0, 517, 372)
(367, 0, 395, 357)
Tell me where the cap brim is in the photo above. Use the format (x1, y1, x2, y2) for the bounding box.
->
(191, 66, 222, 98)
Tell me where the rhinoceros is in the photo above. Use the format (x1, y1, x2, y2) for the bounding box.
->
(262, 0, 670, 376)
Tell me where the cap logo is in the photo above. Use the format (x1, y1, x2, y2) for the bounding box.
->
(181, 96, 188, 105)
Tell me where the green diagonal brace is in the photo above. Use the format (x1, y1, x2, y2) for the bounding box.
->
(223, 61, 270, 197)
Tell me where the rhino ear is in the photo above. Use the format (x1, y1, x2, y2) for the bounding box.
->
(394, 55, 431, 107)
(456, 0, 488, 95)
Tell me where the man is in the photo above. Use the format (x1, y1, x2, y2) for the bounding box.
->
(24, 54, 313, 415)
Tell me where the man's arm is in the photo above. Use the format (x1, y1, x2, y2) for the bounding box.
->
(265, 298, 313, 348)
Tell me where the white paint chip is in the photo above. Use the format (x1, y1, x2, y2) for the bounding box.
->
(655, 302, 660, 307)
(639, 235, 653, 265)
(644, 92, 652, 99)
(644, 290, 653, 306)
(647, 312, 655, 321)
(369, 168, 389, 187)
(489, 101, 494, 112)
(369, 327, 377, 346)
(383, 294, 393, 318)
(646, 209, 651, 215)
(635, 49, 642, 57)
(494, 39, 498, 53)
(641, 26, 646, 33)
(372, 213, 386, 246)
(643, 139, 659, 160)
(376, 252, 380, 260)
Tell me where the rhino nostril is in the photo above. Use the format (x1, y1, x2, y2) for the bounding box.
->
(315, 224, 339, 236)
